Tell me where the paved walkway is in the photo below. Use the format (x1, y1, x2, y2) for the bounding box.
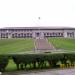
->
(21, 69, 75, 75)
(3, 69, 75, 75)
(34, 38, 55, 51)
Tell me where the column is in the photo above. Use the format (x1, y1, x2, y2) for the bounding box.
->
(73, 32, 75, 38)
(32, 32, 36, 38)
(0, 33, 1, 38)
(63, 32, 67, 38)
(40, 32, 44, 39)
(8, 33, 12, 38)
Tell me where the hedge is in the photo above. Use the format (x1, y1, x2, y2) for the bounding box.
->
(0, 55, 9, 72)
(0, 53, 75, 71)
(11, 53, 75, 70)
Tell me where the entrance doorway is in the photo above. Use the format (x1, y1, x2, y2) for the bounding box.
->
(35, 32, 44, 39)
(36, 33, 40, 37)
(36, 32, 40, 39)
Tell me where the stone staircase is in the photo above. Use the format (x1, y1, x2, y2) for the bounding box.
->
(34, 38, 55, 50)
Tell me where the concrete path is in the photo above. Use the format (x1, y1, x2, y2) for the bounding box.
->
(34, 38, 55, 51)
(21, 69, 75, 75)
(3, 69, 75, 75)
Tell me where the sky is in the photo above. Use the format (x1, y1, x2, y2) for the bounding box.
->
(0, 0, 75, 28)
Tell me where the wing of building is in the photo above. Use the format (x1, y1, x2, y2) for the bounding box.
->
(0, 27, 75, 39)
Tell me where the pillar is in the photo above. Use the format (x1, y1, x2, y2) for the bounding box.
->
(63, 32, 67, 38)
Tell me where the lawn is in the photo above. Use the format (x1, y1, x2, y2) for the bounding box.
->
(1, 38, 75, 72)
(5, 59, 17, 72)
(0, 38, 34, 54)
(48, 38, 75, 51)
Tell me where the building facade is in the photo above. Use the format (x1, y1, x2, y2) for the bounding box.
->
(0, 27, 75, 39)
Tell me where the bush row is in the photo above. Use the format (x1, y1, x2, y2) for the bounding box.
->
(1, 53, 75, 71)
(0, 55, 9, 72)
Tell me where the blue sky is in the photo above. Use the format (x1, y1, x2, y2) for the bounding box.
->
(0, 0, 75, 28)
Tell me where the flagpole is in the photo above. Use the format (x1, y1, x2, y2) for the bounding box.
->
(38, 17, 41, 27)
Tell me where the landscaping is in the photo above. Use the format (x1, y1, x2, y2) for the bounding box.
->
(1, 53, 75, 72)
(0, 38, 75, 72)
(48, 38, 75, 51)
(0, 38, 34, 54)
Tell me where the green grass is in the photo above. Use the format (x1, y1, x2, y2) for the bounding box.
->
(1, 38, 75, 72)
(0, 38, 34, 54)
(5, 60, 17, 72)
(5, 59, 50, 72)
(48, 38, 75, 51)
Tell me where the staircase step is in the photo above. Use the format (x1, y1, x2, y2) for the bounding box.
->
(35, 38, 55, 50)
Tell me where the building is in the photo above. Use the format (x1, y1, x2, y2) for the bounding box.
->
(0, 27, 75, 39)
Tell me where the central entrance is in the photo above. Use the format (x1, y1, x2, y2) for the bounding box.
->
(35, 32, 44, 39)
(36, 32, 40, 39)
(36, 33, 40, 37)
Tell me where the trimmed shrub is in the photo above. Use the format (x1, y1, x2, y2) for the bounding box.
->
(0, 52, 75, 71)
(0, 55, 9, 72)
(65, 53, 75, 64)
